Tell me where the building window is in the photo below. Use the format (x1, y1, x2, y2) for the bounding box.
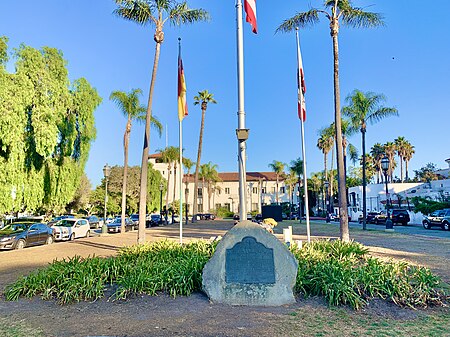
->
(198, 204, 203, 212)
(215, 203, 221, 210)
(262, 187, 266, 194)
(252, 187, 258, 194)
(280, 186, 285, 193)
(225, 187, 230, 194)
(224, 203, 231, 211)
(198, 188, 203, 197)
(271, 187, 276, 194)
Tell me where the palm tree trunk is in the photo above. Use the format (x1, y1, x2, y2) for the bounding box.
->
(138, 40, 161, 244)
(399, 155, 404, 182)
(121, 118, 131, 234)
(193, 107, 206, 222)
(361, 129, 367, 230)
(276, 175, 279, 204)
(331, 20, 350, 242)
(405, 159, 409, 181)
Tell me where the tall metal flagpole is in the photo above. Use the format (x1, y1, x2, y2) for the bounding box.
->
(296, 28, 311, 243)
(178, 39, 184, 244)
(236, 0, 248, 221)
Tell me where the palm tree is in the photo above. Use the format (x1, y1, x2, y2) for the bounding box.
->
(158, 146, 179, 223)
(383, 141, 397, 182)
(182, 157, 194, 218)
(290, 158, 304, 215)
(110, 88, 162, 233)
(268, 160, 286, 205)
(317, 132, 334, 184)
(277, 0, 384, 242)
(370, 143, 385, 183)
(192, 90, 217, 222)
(394, 136, 408, 182)
(114, 0, 209, 243)
(403, 141, 415, 181)
(199, 162, 220, 212)
(343, 89, 397, 230)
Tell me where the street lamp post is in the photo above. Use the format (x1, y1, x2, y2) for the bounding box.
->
(159, 182, 164, 223)
(381, 155, 393, 231)
(185, 187, 189, 222)
(102, 163, 111, 235)
(324, 180, 330, 222)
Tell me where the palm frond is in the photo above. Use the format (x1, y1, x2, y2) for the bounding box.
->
(169, 2, 209, 26)
(113, 0, 155, 26)
(276, 9, 320, 33)
(150, 115, 163, 137)
(348, 143, 359, 164)
(342, 8, 385, 28)
(367, 107, 398, 124)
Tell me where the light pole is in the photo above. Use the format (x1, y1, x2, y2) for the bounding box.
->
(324, 180, 330, 222)
(185, 187, 189, 222)
(381, 155, 393, 230)
(102, 163, 111, 235)
(159, 182, 164, 223)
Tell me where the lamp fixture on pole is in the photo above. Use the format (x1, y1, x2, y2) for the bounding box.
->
(101, 163, 111, 235)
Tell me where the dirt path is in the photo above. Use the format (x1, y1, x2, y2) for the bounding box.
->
(1, 220, 449, 337)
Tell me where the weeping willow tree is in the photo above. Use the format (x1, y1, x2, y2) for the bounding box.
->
(0, 37, 102, 215)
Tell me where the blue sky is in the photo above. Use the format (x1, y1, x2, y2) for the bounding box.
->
(1, 1, 449, 187)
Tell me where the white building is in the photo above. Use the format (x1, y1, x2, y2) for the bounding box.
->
(348, 179, 450, 218)
(435, 158, 450, 179)
(148, 154, 292, 214)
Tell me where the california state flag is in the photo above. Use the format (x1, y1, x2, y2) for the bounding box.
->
(244, 0, 257, 34)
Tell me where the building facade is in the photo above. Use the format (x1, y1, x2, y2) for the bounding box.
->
(148, 154, 293, 214)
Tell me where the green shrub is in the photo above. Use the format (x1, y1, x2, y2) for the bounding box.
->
(4, 239, 447, 309)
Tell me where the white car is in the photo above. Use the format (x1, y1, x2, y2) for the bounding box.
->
(52, 218, 90, 241)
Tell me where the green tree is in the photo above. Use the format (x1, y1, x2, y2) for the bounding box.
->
(403, 141, 415, 181)
(158, 146, 180, 221)
(110, 88, 163, 233)
(268, 160, 286, 205)
(277, 1, 384, 242)
(192, 90, 217, 221)
(66, 173, 92, 214)
(0, 36, 8, 66)
(383, 141, 397, 182)
(414, 163, 439, 183)
(343, 89, 397, 229)
(394, 136, 408, 182)
(370, 143, 385, 184)
(114, 0, 209, 243)
(199, 161, 220, 212)
(0, 41, 101, 215)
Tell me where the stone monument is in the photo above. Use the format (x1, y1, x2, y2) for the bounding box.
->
(202, 220, 298, 306)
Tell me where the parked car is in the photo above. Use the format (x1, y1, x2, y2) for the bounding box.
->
(146, 214, 162, 227)
(422, 209, 450, 230)
(254, 214, 263, 222)
(0, 222, 54, 250)
(375, 209, 410, 226)
(52, 218, 90, 241)
(358, 212, 382, 224)
(130, 214, 139, 226)
(47, 215, 74, 227)
(83, 215, 101, 229)
(107, 217, 135, 233)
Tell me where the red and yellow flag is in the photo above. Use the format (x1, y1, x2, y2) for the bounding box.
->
(178, 48, 188, 121)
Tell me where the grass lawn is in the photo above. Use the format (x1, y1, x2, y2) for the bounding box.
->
(0, 318, 43, 337)
(278, 304, 450, 337)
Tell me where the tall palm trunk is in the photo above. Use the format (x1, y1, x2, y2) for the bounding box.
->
(121, 117, 131, 233)
(138, 32, 162, 244)
(193, 104, 206, 222)
(331, 18, 349, 242)
(399, 155, 404, 182)
(361, 128, 367, 230)
(405, 159, 409, 181)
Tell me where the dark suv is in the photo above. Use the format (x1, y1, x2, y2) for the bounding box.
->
(83, 215, 100, 229)
(422, 209, 450, 230)
(375, 209, 410, 226)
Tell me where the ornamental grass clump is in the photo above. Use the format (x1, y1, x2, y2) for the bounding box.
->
(290, 240, 448, 310)
(5, 240, 215, 304)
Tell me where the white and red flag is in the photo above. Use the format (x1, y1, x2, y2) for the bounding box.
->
(297, 36, 306, 121)
(244, 0, 257, 34)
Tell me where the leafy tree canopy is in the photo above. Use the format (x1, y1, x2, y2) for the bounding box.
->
(0, 38, 101, 215)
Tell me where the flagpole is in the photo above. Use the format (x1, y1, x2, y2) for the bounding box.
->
(296, 28, 311, 243)
(179, 119, 183, 244)
(178, 37, 184, 244)
(236, 0, 248, 221)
